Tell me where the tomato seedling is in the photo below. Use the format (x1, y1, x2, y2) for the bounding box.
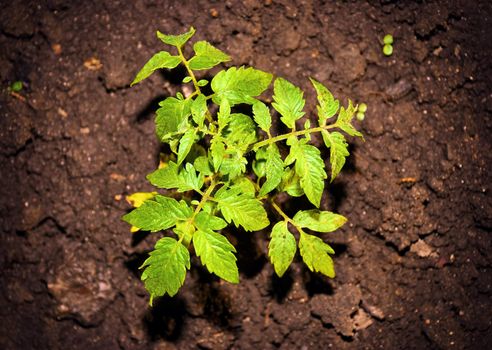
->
(123, 28, 364, 304)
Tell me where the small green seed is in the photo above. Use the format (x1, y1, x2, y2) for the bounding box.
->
(10, 81, 23, 92)
(383, 34, 394, 45)
(358, 103, 367, 113)
(383, 44, 393, 56)
(356, 111, 365, 121)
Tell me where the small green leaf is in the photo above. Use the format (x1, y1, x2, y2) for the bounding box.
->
(210, 139, 226, 171)
(131, 51, 181, 86)
(293, 210, 347, 233)
(252, 101, 272, 133)
(309, 78, 339, 125)
(188, 41, 231, 70)
(122, 195, 192, 232)
(177, 129, 197, 165)
(321, 131, 349, 181)
(337, 101, 363, 138)
(219, 151, 247, 179)
(147, 162, 204, 192)
(285, 138, 327, 207)
(272, 78, 305, 129)
(216, 187, 269, 231)
(191, 94, 208, 127)
(218, 99, 231, 130)
(195, 211, 228, 231)
(194, 156, 213, 176)
(222, 113, 257, 152)
(268, 222, 297, 277)
(211, 66, 272, 105)
(197, 79, 209, 87)
(299, 232, 335, 278)
(194, 228, 239, 283)
(155, 97, 191, 142)
(157, 27, 195, 48)
(182, 76, 192, 83)
(280, 167, 304, 197)
(140, 237, 190, 303)
(230, 176, 256, 197)
(259, 145, 284, 196)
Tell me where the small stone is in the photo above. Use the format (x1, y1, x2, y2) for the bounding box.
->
(353, 309, 373, 331)
(410, 239, 436, 258)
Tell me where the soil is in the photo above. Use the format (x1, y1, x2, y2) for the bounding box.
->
(1, 0, 491, 349)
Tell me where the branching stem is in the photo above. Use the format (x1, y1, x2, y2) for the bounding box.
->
(252, 123, 338, 150)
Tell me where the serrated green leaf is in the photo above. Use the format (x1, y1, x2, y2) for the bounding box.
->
(191, 94, 208, 127)
(215, 187, 269, 231)
(218, 99, 231, 130)
(157, 27, 195, 48)
(222, 113, 257, 152)
(272, 78, 305, 129)
(194, 228, 238, 283)
(219, 151, 247, 179)
(293, 210, 347, 233)
(194, 156, 213, 176)
(337, 101, 363, 138)
(140, 237, 190, 303)
(188, 41, 231, 70)
(177, 129, 196, 165)
(253, 101, 272, 133)
(155, 97, 191, 142)
(309, 78, 339, 125)
(299, 232, 335, 278)
(210, 139, 225, 171)
(259, 145, 284, 196)
(253, 147, 268, 179)
(268, 222, 296, 277)
(122, 195, 192, 232)
(211, 66, 272, 105)
(321, 131, 349, 181)
(280, 167, 304, 197)
(285, 138, 326, 207)
(132, 51, 181, 86)
(195, 211, 228, 231)
(230, 176, 256, 197)
(147, 162, 204, 192)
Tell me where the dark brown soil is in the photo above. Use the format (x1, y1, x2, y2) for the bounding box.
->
(1, 1, 491, 349)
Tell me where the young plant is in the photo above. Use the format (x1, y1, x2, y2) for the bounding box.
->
(123, 27, 363, 305)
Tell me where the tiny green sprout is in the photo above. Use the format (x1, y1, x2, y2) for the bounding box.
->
(356, 111, 365, 121)
(383, 34, 394, 45)
(358, 103, 367, 113)
(383, 44, 393, 56)
(10, 81, 23, 92)
(123, 28, 365, 303)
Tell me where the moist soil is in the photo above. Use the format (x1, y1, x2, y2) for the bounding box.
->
(1, 1, 491, 349)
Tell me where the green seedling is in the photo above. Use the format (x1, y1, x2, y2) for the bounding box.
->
(356, 102, 367, 121)
(9, 81, 23, 92)
(382, 34, 394, 56)
(383, 34, 393, 45)
(123, 27, 364, 304)
(383, 44, 393, 56)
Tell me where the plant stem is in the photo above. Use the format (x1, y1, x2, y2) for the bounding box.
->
(252, 123, 338, 150)
(271, 201, 294, 224)
(192, 177, 217, 218)
(177, 46, 200, 94)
